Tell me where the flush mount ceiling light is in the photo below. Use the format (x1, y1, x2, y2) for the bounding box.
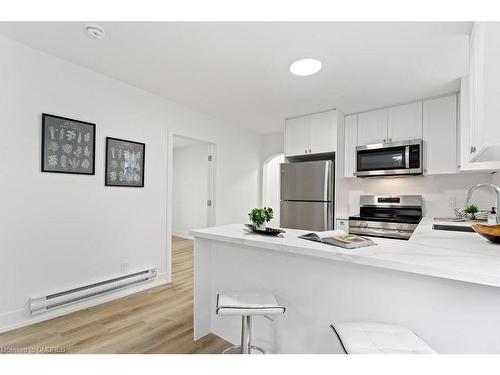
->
(85, 24, 106, 40)
(289, 58, 322, 76)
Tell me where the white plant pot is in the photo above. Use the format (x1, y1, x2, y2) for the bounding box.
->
(256, 222, 267, 231)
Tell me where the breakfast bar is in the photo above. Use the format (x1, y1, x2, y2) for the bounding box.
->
(191, 219, 500, 353)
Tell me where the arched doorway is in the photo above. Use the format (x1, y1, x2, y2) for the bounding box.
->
(262, 153, 285, 227)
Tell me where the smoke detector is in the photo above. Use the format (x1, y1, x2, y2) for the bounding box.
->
(85, 24, 106, 40)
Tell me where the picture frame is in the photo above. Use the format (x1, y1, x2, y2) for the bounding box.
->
(105, 137, 145, 187)
(41, 113, 96, 175)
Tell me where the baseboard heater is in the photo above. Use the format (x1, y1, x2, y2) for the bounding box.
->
(29, 268, 157, 315)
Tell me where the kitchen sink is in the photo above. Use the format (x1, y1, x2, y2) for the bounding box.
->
(432, 224, 475, 233)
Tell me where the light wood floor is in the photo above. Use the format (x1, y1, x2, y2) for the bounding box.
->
(0, 237, 229, 354)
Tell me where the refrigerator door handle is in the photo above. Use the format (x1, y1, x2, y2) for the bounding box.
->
(324, 202, 328, 230)
(324, 162, 329, 202)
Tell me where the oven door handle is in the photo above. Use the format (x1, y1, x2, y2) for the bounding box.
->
(405, 145, 410, 169)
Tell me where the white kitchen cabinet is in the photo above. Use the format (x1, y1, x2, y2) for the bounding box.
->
(357, 103, 423, 146)
(468, 22, 500, 162)
(423, 95, 458, 174)
(309, 111, 337, 154)
(387, 101, 423, 142)
(285, 116, 309, 156)
(344, 114, 358, 178)
(357, 109, 387, 145)
(285, 110, 337, 157)
(459, 77, 500, 171)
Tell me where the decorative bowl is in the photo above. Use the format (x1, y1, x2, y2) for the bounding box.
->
(472, 224, 500, 244)
(244, 224, 285, 236)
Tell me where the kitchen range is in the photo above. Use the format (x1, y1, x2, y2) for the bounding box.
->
(349, 195, 423, 240)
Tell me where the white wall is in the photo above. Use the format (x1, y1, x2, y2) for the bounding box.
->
(260, 132, 284, 163)
(259, 132, 285, 207)
(493, 172, 500, 187)
(0, 35, 261, 332)
(173, 142, 209, 238)
(336, 173, 497, 218)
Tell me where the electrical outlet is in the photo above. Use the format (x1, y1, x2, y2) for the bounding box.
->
(120, 263, 129, 274)
(448, 197, 457, 208)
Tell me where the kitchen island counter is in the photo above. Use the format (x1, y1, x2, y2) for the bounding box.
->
(191, 218, 500, 353)
(191, 218, 500, 288)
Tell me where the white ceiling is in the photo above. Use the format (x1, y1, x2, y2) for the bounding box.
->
(0, 22, 471, 134)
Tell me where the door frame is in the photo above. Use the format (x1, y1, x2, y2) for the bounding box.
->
(166, 130, 216, 282)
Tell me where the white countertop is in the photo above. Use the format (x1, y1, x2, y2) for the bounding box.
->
(190, 218, 500, 288)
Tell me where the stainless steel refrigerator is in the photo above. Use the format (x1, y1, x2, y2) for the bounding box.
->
(280, 160, 334, 231)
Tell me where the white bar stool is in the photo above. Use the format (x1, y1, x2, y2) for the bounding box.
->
(216, 291, 285, 354)
(330, 322, 436, 354)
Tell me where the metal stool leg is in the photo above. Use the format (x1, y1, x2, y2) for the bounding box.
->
(221, 315, 265, 354)
(241, 316, 251, 354)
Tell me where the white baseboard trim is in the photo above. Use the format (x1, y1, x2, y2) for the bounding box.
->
(0, 272, 170, 334)
(172, 230, 193, 240)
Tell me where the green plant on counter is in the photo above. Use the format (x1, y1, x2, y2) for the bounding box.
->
(465, 204, 479, 219)
(248, 207, 273, 227)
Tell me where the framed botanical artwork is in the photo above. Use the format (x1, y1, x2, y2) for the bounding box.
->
(105, 137, 145, 187)
(41, 113, 96, 175)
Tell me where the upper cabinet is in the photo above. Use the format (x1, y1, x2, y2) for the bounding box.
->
(284, 116, 309, 156)
(284, 110, 338, 157)
(345, 96, 456, 177)
(344, 114, 358, 178)
(459, 77, 500, 171)
(357, 109, 387, 145)
(387, 102, 423, 142)
(357, 103, 423, 146)
(467, 22, 500, 163)
(423, 95, 458, 174)
(309, 111, 337, 154)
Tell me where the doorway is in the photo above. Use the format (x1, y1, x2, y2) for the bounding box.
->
(167, 134, 216, 284)
(262, 153, 285, 227)
(172, 135, 215, 238)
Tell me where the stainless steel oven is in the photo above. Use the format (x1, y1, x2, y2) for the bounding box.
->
(355, 139, 423, 177)
(349, 195, 423, 240)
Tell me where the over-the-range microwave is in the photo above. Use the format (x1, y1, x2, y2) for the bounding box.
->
(355, 139, 423, 177)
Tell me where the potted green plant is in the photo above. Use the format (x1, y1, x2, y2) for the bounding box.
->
(248, 207, 274, 230)
(465, 204, 479, 220)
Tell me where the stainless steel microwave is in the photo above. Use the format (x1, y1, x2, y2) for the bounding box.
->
(355, 140, 423, 177)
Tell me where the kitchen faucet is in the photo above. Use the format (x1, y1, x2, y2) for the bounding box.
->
(465, 184, 500, 222)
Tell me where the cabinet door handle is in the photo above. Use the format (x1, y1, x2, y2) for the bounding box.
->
(383, 139, 387, 143)
(309, 149, 312, 153)
(388, 138, 392, 142)
(470, 145, 476, 154)
(305, 149, 308, 153)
